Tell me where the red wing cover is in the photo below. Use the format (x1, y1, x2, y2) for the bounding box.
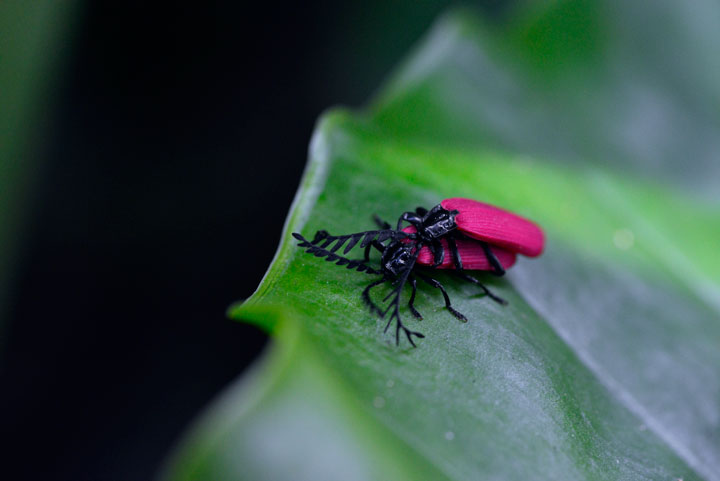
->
(441, 198, 544, 257)
(403, 226, 517, 271)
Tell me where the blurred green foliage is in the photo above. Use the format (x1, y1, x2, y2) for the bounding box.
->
(162, 1, 719, 480)
(0, 1, 78, 334)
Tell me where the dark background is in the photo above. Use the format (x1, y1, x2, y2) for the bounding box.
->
(1, 2, 511, 480)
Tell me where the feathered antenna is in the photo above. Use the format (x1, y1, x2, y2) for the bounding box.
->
(308, 229, 410, 255)
(293, 228, 425, 346)
(292, 233, 381, 274)
(380, 245, 425, 346)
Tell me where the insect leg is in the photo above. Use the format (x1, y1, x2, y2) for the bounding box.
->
(479, 241, 505, 276)
(396, 212, 423, 231)
(415, 206, 428, 216)
(373, 214, 391, 230)
(417, 273, 467, 322)
(454, 271, 508, 305)
(451, 232, 504, 275)
(362, 277, 387, 316)
(447, 236, 463, 270)
(429, 240, 445, 267)
(363, 239, 386, 262)
(408, 275, 423, 320)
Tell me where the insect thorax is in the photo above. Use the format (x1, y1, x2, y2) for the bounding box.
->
(418, 204, 458, 240)
(381, 242, 415, 276)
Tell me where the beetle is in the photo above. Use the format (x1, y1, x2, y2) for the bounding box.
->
(292, 198, 544, 346)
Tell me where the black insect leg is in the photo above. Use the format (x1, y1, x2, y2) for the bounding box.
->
(449, 232, 506, 276)
(429, 239, 445, 267)
(363, 239, 386, 262)
(373, 215, 391, 230)
(362, 277, 388, 317)
(454, 271, 508, 305)
(396, 212, 423, 231)
(447, 236, 462, 270)
(479, 241, 505, 276)
(417, 273, 468, 322)
(415, 206, 428, 216)
(408, 275, 423, 320)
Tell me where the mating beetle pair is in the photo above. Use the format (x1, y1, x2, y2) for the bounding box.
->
(293, 198, 544, 346)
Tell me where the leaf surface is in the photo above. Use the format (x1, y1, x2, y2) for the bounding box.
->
(162, 3, 720, 480)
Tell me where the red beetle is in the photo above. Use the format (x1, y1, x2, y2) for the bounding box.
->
(405, 197, 544, 271)
(293, 197, 545, 346)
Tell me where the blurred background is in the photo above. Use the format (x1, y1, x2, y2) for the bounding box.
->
(0, 1, 512, 480)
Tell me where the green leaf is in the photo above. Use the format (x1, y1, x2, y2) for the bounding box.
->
(161, 3, 720, 480)
(0, 0, 79, 339)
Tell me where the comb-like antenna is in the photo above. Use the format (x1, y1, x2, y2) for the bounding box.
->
(380, 245, 425, 346)
(309, 229, 410, 255)
(292, 233, 381, 274)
